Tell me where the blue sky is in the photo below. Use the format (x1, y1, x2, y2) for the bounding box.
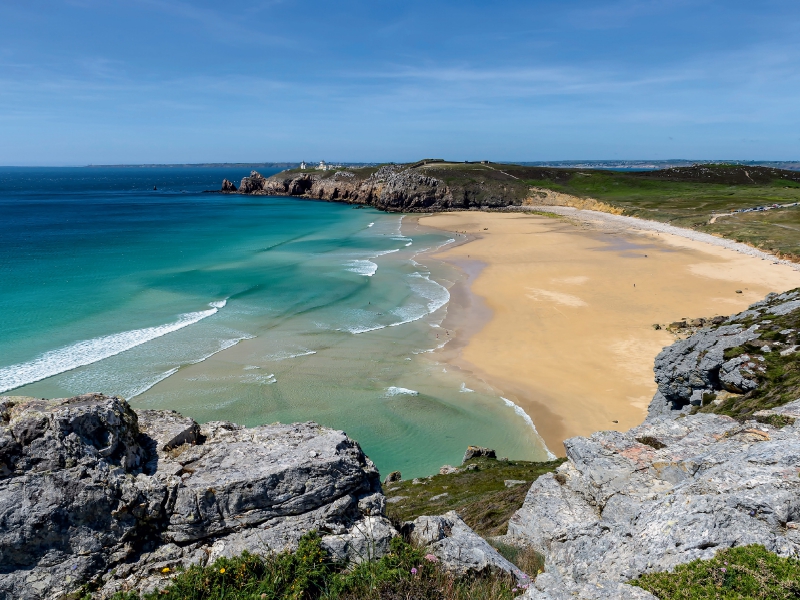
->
(1, 1, 799, 164)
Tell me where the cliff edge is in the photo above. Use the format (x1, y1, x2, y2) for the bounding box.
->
(0, 395, 395, 599)
(506, 290, 800, 599)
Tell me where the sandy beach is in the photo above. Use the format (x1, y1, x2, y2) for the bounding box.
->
(420, 211, 800, 455)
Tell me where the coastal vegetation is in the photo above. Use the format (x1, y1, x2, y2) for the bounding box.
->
(693, 293, 800, 421)
(272, 161, 800, 259)
(106, 534, 522, 600)
(631, 544, 800, 599)
(383, 456, 565, 537)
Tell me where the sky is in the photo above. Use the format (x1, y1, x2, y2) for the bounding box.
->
(1, 0, 799, 165)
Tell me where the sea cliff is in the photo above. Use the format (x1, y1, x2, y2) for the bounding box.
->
(228, 164, 532, 212)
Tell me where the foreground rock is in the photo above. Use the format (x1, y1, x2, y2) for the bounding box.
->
(506, 292, 800, 599)
(0, 394, 396, 599)
(405, 511, 529, 584)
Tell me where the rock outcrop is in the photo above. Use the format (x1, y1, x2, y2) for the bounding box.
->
(648, 289, 800, 418)
(232, 165, 526, 212)
(505, 291, 800, 599)
(405, 511, 529, 584)
(463, 445, 497, 463)
(0, 394, 396, 599)
(220, 179, 237, 192)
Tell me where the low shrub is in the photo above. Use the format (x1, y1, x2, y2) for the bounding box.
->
(109, 533, 527, 600)
(631, 544, 800, 599)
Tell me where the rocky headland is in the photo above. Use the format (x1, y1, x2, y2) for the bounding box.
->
(224, 164, 534, 212)
(3, 290, 800, 599)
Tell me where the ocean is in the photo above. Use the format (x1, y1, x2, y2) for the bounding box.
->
(0, 167, 551, 476)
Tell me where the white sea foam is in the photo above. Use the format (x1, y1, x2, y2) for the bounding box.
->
(345, 259, 378, 277)
(501, 397, 557, 460)
(209, 299, 228, 309)
(0, 306, 222, 394)
(459, 383, 474, 393)
(405, 242, 412, 247)
(188, 335, 254, 365)
(344, 249, 400, 277)
(385, 386, 419, 396)
(126, 367, 180, 399)
(243, 365, 261, 370)
(241, 373, 277, 384)
(346, 271, 451, 335)
(407, 272, 450, 315)
(368, 222, 375, 227)
(264, 349, 317, 361)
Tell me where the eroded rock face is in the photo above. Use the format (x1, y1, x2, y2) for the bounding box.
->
(221, 179, 237, 192)
(0, 394, 396, 599)
(647, 290, 800, 418)
(233, 167, 508, 212)
(508, 405, 800, 599)
(405, 512, 528, 584)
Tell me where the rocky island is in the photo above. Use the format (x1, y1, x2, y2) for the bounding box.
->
(3, 290, 800, 598)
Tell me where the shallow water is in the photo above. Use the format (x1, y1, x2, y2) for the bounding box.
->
(0, 167, 551, 476)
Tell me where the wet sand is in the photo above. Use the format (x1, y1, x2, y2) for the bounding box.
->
(419, 211, 800, 455)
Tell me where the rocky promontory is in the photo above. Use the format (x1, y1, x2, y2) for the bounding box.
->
(0, 395, 396, 598)
(226, 164, 533, 212)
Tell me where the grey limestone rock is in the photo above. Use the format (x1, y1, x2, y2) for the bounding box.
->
(507, 410, 800, 599)
(238, 170, 267, 194)
(406, 512, 529, 583)
(463, 445, 496, 462)
(383, 470, 401, 485)
(647, 290, 800, 419)
(0, 394, 397, 599)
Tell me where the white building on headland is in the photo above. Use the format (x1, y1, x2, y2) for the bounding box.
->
(300, 161, 307, 169)
(318, 160, 327, 170)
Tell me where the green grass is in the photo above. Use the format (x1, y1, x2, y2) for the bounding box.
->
(271, 161, 800, 258)
(105, 534, 526, 600)
(435, 163, 800, 259)
(630, 544, 800, 599)
(384, 457, 565, 537)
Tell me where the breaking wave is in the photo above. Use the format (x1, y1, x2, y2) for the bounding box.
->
(0, 305, 223, 394)
(501, 397, 557, 460)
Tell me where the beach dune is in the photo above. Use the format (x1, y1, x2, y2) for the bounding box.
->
(421, 211, 800, 454)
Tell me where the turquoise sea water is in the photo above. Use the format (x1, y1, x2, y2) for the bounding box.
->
(0, 167, 550, 476)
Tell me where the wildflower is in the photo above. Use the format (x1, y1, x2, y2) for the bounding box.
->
(424, 553, 439, 563)
(512, 588, 518, 593)
(219, 568, 226, 574)
(411, 567, 418, 575)
(161, 567, 170, 574)
(721, 567, 727, 573)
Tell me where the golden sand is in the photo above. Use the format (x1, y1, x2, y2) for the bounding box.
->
(420, 211, 800, 455)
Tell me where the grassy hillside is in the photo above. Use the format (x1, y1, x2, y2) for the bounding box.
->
(384, 456, 565, 537)
(504, 163, 800, 259)
(283, 162, 800, 259)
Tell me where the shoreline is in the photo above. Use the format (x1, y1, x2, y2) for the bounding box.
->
(417, 210, 800, 453)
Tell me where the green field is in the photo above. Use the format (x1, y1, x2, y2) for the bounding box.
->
(282, 162, 800, 259)
(513, 165, 800, 259)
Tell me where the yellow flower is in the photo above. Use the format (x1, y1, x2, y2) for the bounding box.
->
(161, 567, 170, 574)
(219, 568, 226, 574)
